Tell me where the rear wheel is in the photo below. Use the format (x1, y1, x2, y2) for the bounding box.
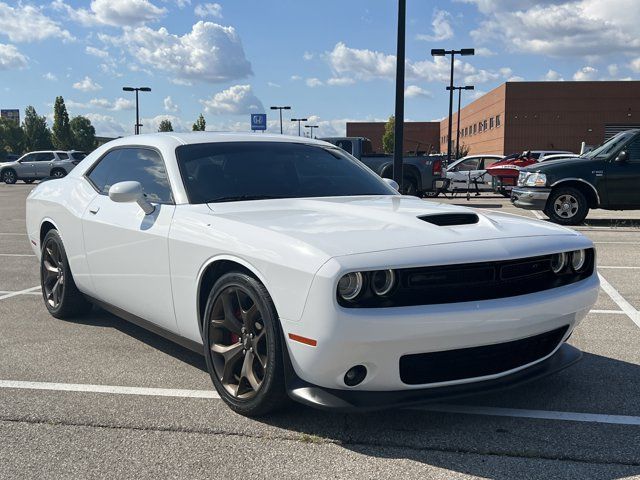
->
(401, 176, 418, 196)
(51, 169, 66, 179)
(203, 272, 287, 416)
(40, 230, 92, 318)
(1, 169, 17, 184)
(544, 187, 589, 225)
(423, 190, 440, 198)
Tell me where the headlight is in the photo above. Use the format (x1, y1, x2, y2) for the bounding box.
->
(570, 250, 587, 272)
(338, 272, 363, 301)
(551, 252, 567, 274)
(522, 172, 547, 187)
(517, 171, 527, 186)
(371, 269, 396, 296)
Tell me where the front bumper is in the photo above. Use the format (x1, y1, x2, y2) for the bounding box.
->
(511, 187, 551, 210)
(286, 343, 581, 411)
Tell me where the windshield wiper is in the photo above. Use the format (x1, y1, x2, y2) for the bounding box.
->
(207, 194, 290, 203)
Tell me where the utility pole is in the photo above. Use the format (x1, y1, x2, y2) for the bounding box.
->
(270, 106, 291, 134)
(122, 86, 151, 135)
(291, 118, 308, 136)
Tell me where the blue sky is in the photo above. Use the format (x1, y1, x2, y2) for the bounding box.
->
(1, 0, 639, 137)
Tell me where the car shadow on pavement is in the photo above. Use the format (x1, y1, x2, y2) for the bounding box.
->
(450, 203, 504, 209)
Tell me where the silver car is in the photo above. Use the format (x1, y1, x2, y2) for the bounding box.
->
(0, 151, 84, 184)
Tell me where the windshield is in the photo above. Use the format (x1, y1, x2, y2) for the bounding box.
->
(176, 142, 397, 204)
(583, 131, 637, 159)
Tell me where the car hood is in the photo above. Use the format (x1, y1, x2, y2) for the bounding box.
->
(206, 196, 577, 257)
(524, 156, 591, 171)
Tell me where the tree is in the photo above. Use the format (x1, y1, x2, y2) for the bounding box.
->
(158, 119, 173, 132)
(22, 106, 52, 151)
(192, 113, 206, 131)
(52, 96, 73, 150)
(457, 142, 470, 158)
(70, 116, 97, 152)
(0, 117, 25, 154)
(382, 115, 395, 154)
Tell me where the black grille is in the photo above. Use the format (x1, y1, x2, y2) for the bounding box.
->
(338, 249, 595, 308)
(399, 325, 569, 385)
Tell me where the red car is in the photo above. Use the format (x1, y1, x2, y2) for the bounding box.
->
(486, 153, 537, 197)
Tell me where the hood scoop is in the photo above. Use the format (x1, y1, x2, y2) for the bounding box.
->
(418, 212, 479, 226)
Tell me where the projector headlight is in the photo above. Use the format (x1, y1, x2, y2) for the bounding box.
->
(338, 272, 363, 301)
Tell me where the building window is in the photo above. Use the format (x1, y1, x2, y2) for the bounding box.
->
(490, 117, 494, 129)
(496, 115, 501, 127)
(473, 124, 477, 134)
(483, 119, 488, 131)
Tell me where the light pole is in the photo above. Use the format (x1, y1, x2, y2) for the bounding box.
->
(122, 86, 151, 135)
(393, 0, 406, 190)
(446, 85, 474, 159)
(431, 48, 474, 168)
(304, 125, 318, 138)
(270, 106, 291, 134)
(291, 118, 308, 136)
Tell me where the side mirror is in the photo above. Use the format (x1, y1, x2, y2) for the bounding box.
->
(615, 151, 629, 163)
(108, 181, 155, 215)
(383, 178, 400, 191)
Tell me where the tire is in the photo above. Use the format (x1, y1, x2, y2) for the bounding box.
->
(23, 179, 34, 184)
(203, 272, 287, 416)
(544, 187, 589, 225)
(51, 169, 66, 179)
(40, 230, 92, 319)
(401, 176, 418, 196)
(1, 169, 17, 184)
(499, 189, 511, 198)
(423, 190, 440, 198)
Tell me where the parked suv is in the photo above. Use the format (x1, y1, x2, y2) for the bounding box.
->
(0, 151, 81, 184)
(511, 129, 640, 225)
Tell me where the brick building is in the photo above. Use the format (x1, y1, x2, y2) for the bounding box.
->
(346, 121, 440, 154)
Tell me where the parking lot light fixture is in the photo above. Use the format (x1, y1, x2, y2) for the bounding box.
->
(446, 85, 475, 159)
(291, 118, 308, 136)
(430, 48, 475, 169)
(304, 125, 318, 138)
(122, 86, 152, 135)
(270, 106, 291, 134)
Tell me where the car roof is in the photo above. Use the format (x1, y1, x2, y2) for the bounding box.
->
(101, 132, 331, 150)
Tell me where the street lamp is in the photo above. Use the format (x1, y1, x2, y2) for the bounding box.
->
(270, 106, 291, 134)
(122, 86, 151, 135)
(446, 85, 474, 159)
(291, 118, 308, 136)
(431, 48, 474, 168)
(304, 125, 318, 138)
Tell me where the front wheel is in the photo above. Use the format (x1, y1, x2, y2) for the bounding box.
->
(40, 230, 92, 318)
(203, 272, 287, 416)
(1, 169, 17, 184)
(51, 169, 66, 179)
(544, 187, 589, 225)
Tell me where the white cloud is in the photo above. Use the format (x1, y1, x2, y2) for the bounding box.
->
(84, 113, 128, 137)
(73, 76, 102, 92)
(326, 77, 355, 86)
(404, 85, 431, 98)
(267, 81, 281, 88)
(86, 46, 109, 58)
(200, 84, 264, 115)
(290, 75, 302, 81)
(194, 3, 222, 18)
(0, 3, 73, 43)
(140, 114, 189, 133)
(107, 21, 252, 83)
(163, 96, 180, 112)
(629, 58, 640, 73)
(303, 51, 314, 61)
(573, 66, 598, 81)
(416, 9, 454, 42)
(43, 72, 57, 81)
(53, 0, 165, 27)
(306, 77, 323, 87)
(0, 43, 27, 70)
(607, 64, 619, 77)
(469, 0, 640, 57)
(67, 97, 134, 110)
(475, 47, 495, 56)
(543, 69, 564, 81)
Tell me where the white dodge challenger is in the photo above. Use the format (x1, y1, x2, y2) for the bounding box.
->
(26, 133, 599, 416)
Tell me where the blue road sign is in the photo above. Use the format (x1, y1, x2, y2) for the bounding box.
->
(251, 113, 267, 131)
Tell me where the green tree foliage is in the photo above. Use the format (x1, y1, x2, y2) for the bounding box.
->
(192, 113, 206, 131)
(22, 106, 52, 152)
(382, 115, 395, 154)
(70, 116, 97, 152)
(0, 117, 25, 154)
(52, 96, 73, 150)
(158, 119, 174, 132)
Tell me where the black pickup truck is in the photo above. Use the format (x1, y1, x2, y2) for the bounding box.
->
(511, 129, 640, 225)
(320, 137, 447, 197)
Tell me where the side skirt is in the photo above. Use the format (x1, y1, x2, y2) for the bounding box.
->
(86, 296, 204, 355)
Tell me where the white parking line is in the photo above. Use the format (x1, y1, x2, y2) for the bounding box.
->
(594, 241, 640, 245)
(0, 254, 35, 257)
(598, 266, 640, 270)
(0, 286, 40, 301)
(598, 273, 640, 329)
(0, 291, 40, 296)
(590, 309, 626, 315)
(2, 379, 640, 426)
(531, 210, 544, 220)
(0, 233, 27, 236)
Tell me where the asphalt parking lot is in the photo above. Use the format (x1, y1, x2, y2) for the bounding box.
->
(1, 183, 639, 480)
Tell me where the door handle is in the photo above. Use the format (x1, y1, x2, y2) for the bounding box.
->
(89, 206, 100, 214)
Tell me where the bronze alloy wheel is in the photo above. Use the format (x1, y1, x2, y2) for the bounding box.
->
(42, 237, 65, 308)
(208, 285, 269, 399)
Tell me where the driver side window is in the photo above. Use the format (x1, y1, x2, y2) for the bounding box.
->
(625, 138, 640, 163)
